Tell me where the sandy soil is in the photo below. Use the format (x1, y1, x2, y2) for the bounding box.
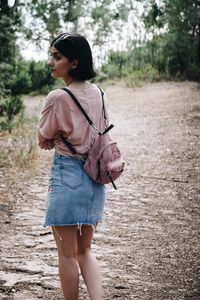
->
(0, 81, 199, 300)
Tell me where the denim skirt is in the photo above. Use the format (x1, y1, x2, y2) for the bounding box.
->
(44, 153, 105, 227)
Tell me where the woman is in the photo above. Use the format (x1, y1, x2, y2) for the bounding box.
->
(38, 32, 107, 300)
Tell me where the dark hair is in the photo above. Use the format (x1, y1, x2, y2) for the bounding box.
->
(51, 32, 97, 81)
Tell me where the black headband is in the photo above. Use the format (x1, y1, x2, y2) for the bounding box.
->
(53, 33, 77, 59)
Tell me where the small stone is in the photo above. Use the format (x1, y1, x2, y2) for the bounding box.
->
(4, 221, 11, 224)
(114, 284, 129, 290)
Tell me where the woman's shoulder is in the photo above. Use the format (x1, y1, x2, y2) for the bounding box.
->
(82, 83, 105, 99)
(47, 88, 69, 99)
(45, 84, 105, 107)
(90, 83, 104, 93)
(45, 88, 71, 106)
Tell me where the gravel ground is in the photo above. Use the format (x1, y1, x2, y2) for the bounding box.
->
(0, 81, 199, 300)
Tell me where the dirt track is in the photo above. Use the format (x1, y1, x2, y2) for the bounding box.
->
(0, 81, 200, 299)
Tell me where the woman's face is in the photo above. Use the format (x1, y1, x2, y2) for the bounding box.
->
(48, 46, 75, 80)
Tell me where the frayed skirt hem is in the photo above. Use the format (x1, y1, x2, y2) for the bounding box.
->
(43, 220, 103, 237)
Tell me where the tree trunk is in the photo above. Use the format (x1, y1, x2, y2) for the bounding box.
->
(197, 18, 200, 65)
(0, 0, 9, 14)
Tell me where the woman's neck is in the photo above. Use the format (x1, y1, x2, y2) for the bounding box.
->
(64, 77, 74, 87)
(65, 80, 88, 90)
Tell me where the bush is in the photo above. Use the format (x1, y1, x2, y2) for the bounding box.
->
(125, 64, 160, 87)
(0, 60, 55, 97)
(95, 71, 109, 82)
(0, 95, 24, 133)
(101, 63, 121, 78)
(125, 70, 143, 88)
(29, 61, 54, 93)
(101, 50, 130, 79)
(0, 63, 14, 96)
(143, 64, 160, 81)
(9, 62, 32, 95)
(187, 63, 200, 81)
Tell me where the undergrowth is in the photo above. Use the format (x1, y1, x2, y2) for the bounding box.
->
(0, 117, 38, 169)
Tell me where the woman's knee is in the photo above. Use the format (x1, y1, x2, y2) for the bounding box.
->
(76, 246, 92, 264)
(58, 244, 78, 258)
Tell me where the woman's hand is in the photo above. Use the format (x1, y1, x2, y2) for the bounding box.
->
(38, 130, 54, 150)
(39, 139, 54, 150)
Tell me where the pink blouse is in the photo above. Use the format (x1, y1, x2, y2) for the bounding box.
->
(38, 83, 108, 157)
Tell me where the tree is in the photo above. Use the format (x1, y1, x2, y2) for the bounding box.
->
(0, 0, 21, 64)
(20, 0, 135, 67)
(0, 0, 24, 132)
(0, 94, 24, 133)
(26, 0, 87, 44)
(142, 0, 200, 79)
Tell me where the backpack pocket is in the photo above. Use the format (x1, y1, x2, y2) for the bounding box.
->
(108, 157, 125, 174)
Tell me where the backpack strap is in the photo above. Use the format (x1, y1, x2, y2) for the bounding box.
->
(97, 85, 107, 121)
(62, 87, 114, 135)
(60, 86, 114, 156)
(62, 87, 94, 126)
(59, 133, 77, 154)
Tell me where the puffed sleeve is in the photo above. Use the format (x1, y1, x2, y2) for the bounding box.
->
(38, 91, 59, 139)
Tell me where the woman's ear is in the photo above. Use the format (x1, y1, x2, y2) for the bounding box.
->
(71, 59, 78, 69)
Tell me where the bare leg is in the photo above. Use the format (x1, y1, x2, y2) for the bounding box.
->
(76, 225, 102, 300)
(52, 226, 79, 300)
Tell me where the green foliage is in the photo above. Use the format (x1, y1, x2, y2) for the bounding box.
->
(125, 64, 159, 88)
(0, 1, 21, 64)
(187, 64, 200, 82)
(0, 1, 25, 132)
(29, 0, 61, 40)
(9, 62, 32, 95)
(143, 1, 164, 29)
(0, 95, 25, 133)
(143, 64, 160, 81)
(29, 61, 54, 93)
(28, 0, 87, 39)
(0, 61, 31, 96)
(0, 1, 55, 133)
(0, 63, 13, 96)
(107, 51, 129, 73)
(142, 0, 200, 81)
(63, 0, 84, 23)
(101, 0, 200, 83)
(95, 72, 109, 83)
(101, 48, 160, 85)
(102, 51, 130, 78)
(102, 63, 121, 79)
(91, 1, 131, 45)
(0, 60, 54, 97)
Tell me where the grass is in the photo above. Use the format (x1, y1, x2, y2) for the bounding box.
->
(0, 116, 38, 169)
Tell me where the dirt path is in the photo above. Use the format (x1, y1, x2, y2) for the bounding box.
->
(0, 82, 199, 300)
